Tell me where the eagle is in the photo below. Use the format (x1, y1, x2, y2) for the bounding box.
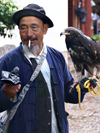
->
(60, 27, 100, 80)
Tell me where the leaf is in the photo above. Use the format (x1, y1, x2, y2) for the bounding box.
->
(0, 22, 7, 27)
(0, 0, 18, 38)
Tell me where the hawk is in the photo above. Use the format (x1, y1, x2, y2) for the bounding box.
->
(60, 27, 100, 80)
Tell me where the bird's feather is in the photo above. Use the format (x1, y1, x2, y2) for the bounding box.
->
(60, 27, 100, 79)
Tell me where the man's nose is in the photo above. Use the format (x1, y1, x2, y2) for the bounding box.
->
(27, 28, 33, 37)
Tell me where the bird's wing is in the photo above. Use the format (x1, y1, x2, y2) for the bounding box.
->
(77, 34, 100, 59)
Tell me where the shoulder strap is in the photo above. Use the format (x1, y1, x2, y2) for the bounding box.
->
(3, 48, 47, 132)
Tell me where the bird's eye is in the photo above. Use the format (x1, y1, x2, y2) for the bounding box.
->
(67, 30, 70, 33)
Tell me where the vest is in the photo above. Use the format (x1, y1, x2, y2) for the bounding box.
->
(30, 58, 61, 133)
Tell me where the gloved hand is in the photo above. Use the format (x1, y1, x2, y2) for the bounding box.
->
(1, 67, 21, 86)
(73, 77, 98, 110)
(89, 78, 97, 88)
(74, 77, 97, 93)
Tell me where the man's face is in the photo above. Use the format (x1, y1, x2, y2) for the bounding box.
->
(18, 16, 48, 47)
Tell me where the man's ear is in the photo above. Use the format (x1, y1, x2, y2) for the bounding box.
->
(43, 24, 49, 34)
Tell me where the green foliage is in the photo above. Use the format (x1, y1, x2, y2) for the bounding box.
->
(92, 34, 100, 44)
(0, 0, 18, 38)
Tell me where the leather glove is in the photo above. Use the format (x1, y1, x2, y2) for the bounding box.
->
(74, 77, 97, 93)
(0, 67, 21, 86)
(89, 79, 97, 88)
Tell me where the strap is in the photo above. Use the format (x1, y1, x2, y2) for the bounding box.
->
(3, 47, 47, 132)
(76, 78, 100, 110)
(30, 51, 46, 83)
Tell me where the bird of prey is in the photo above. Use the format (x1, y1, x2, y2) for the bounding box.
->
(60, 27, 100, 81)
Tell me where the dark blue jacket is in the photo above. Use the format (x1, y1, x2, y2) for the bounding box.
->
(0, 44, 85, 133)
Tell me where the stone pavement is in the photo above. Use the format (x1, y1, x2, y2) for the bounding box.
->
(65, 88, 100, 133)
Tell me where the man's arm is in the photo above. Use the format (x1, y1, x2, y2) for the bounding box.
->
(0, 84, 21, 112)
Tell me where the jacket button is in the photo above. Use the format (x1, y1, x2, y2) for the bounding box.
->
(48, 110, 51, 112)
(57, 113, 59, 115)
(48, 123, 51, 125)
(54, 99, 56, 102)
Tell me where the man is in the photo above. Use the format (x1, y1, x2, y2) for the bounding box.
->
(0, 3, 96, 133)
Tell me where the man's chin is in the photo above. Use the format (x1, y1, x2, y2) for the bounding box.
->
(29, 44, 40, 56)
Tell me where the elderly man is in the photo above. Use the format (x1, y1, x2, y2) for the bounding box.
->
(0, 3, 96, 133)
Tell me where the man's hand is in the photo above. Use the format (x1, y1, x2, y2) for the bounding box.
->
(77, 77, 97, 93)
(3, 84, 21, 98)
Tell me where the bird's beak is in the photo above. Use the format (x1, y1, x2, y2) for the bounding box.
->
(60, 32, 70, 36)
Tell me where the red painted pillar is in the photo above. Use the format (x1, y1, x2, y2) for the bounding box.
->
(68, 0, 76, 27)
(81, 0, 86, 34)
(85, 0, 92, 37)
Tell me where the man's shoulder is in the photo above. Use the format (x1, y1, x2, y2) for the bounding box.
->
(46, 46, 62, 56)
(46, 45, 65, 63)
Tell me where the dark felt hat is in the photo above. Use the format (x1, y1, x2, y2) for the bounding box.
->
(12, 4, 54, 28)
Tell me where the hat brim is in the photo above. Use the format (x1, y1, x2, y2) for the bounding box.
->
(12, 9, 53, 28)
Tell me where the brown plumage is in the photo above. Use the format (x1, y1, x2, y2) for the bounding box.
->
(60, 27, 100, 80)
